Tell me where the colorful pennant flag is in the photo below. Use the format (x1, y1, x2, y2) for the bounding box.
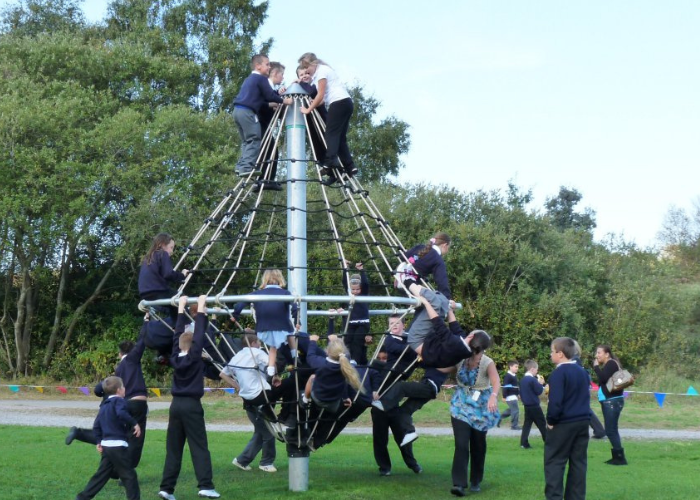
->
(654, 392, 666, 408)
(687, 386, 699, 396)
(79, 387, 90, 396)
(9, 385, 19, 393)
(35, 386, 44, 394)
(204, 388, 212, 392)
(223, 388, 235, 395)
(150, 388, 161, 397)
(56, 386, 68, 394)
(590, 383, 599, 391)
(623, 391, 630, 398)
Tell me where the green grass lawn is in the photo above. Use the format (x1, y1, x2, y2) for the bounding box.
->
(142, 390, 700, 431)
(2, 426, 699, 500)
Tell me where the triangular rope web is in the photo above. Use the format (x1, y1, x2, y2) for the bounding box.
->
(140, 85, 448, 453)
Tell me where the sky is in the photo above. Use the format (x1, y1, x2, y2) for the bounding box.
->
(7, 0, 699, 249)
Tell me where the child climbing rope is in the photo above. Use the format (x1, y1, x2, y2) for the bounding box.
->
(232, 269, 298, 379)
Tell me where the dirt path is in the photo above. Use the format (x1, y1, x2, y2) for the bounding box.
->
(2, 398, 699, 440)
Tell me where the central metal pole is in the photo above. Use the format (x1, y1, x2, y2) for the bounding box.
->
(284, 83, 310, 492)
(285, 84, 309, 333)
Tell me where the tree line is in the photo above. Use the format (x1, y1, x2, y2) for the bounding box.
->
(1, 0, 697, 383)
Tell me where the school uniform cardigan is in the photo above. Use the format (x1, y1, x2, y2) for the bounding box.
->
(519, 373, 544, 407)
(170, 313, 219, 398)
(381, 333, 417, 377)
(138, 250, 185, 297)
(232, 286, 298, 333)
(307, 340, 347, 402)
(93, 396, 137, 443)
(405, 244, 451, 300)
(115, 321, 148, 399)
(546, 363, 591, 426)
(341, 271, 370, 322)
(502, 372, 520, 398)
(234, 73, 284, 113)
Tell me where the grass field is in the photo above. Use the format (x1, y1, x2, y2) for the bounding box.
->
(34, 389, 696, 430)
(2, 425, 699, 500)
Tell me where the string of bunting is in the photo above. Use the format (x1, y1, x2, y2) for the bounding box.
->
(0, 384, 235, 397)
(2, 383, 697, 407)
(442, 383, 699, 409)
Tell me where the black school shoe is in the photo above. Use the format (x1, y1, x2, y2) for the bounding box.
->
(450, 486, 466, 497)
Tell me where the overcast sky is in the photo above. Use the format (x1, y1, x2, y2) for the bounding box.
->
(7, 0, 698, 249)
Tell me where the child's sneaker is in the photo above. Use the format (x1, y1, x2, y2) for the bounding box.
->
(259, 464, 277, 473)
(232, 458, 251, 471)
(394, 262, 417, 290)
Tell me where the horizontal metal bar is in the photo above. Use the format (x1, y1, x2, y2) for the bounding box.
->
(139, 294, 462, 313)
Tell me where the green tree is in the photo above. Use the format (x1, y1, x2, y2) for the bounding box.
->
(545, 186, 596, 232)
(347, 86, 411, 182)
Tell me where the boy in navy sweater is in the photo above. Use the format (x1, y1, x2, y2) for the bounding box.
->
(233, 54, 292, 176)
(159, 295, 221, 500)
(519, 359, 547, 448)
(544, 337, 590, 500)
(76, 376, 141, 500)
(499, 360, 521, 430)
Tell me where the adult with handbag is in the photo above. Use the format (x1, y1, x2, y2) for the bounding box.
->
(593, 345, 628, 465)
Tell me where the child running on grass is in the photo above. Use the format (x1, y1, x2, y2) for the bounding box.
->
(75, 376, 141, 500)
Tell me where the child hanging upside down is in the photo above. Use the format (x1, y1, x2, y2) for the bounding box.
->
(395, 276, 481, 370)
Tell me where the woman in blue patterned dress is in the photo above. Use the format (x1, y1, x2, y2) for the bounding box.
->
(449, 331, 500, 497)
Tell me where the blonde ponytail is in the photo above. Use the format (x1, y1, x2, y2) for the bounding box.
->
(327, 339, 365, 394)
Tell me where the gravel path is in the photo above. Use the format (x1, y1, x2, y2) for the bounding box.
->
(2, 399, 699, 440)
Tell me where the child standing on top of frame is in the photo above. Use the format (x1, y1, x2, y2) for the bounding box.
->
(341, 260, 372, 365)
(232, 269, 298, 379)
(233, 54, 292, 176)
(298, 52, 357, 185)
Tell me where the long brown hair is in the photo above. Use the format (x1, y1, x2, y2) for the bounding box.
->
(417, 231, 451, 258)
(144, 233, 173, 265)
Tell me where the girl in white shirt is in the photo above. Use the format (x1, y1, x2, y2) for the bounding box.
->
(298, 52, 356, 184)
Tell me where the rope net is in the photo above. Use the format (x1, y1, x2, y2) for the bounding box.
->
(142, 91, 440, 450)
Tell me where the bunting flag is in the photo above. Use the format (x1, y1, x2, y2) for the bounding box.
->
(687, 386, 699, 396)
(9, 385, 19, 393)
(79, 387, 90, 396)
(623, 391, 630, 398)
(56, 386, 68, 394)
(150, 388, 161, 398)
(204, 388, 212, 392)
(223, 388, 235, 395)
(35, 386, 44, 394)
(590, 383, 599, 391)
(654, 392, 666, 408)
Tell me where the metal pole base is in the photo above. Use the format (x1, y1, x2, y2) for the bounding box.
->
(288, 445, 310, 492)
